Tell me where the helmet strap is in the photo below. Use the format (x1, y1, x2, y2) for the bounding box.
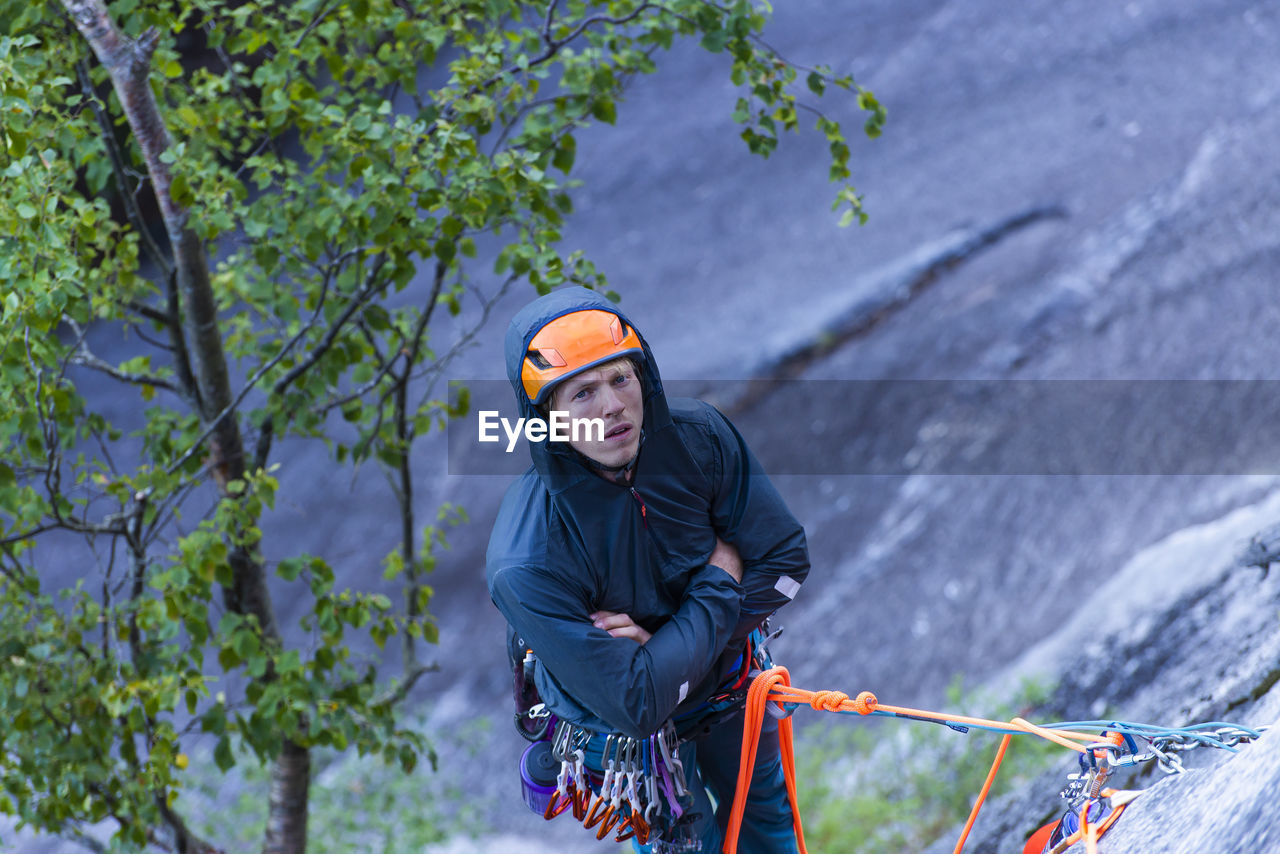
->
(583, 430, 644, 486)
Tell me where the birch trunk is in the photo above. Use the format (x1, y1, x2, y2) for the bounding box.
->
(60, 2, 306, 851)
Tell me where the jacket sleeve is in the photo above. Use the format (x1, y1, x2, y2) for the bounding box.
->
(703, 403, 810, 642)
(488, 561, 742, 739)
(485, 478, 743, 739)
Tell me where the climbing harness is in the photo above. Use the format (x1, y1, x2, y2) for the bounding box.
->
(510, 637, 697, 847)
(511, 628, 780, 851)
(724, 666, 1268, 854)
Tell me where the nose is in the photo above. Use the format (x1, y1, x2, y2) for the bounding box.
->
(599, 383, 624, 417)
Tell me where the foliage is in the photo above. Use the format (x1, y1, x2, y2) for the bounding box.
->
(795, 677, 1058, 852)
(182, 716, 494, 853)
(0, 0, 880, 849)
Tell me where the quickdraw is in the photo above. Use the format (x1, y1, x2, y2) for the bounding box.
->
(539, 719, 696, 848)
(1021, 736, 1137, 854)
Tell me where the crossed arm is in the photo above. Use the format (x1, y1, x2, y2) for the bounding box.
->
(591, 537, 744, 645)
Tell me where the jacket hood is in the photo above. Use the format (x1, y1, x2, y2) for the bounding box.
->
(503, 287, 671, 490)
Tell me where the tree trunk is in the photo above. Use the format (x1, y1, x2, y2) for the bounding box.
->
(61, 2, 305, 850)
(264, 740, 310, 854)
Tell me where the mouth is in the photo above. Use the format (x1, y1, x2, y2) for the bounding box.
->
(604, 423, 633, 441)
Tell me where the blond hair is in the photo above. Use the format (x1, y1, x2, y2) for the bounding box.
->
(542, 356, 642, 415)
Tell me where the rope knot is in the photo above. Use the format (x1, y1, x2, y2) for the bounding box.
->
(853, 691, 878, 715)
(810, 690, 849, 712)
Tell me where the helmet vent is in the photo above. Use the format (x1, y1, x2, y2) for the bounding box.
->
(527, 348, 565, 369)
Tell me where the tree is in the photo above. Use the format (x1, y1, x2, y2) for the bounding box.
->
(0, 1, 884, 851)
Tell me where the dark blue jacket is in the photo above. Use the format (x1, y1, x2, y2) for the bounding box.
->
(486, 288, 809, 739)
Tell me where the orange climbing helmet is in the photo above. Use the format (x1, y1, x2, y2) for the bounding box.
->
(520, 308, 644, 406)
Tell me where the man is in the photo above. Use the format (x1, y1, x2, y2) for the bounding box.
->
(486, 287, 809, 852)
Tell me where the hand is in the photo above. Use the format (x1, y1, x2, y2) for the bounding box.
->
(590, 610, 652, 645)
(709, 537, 743, 583)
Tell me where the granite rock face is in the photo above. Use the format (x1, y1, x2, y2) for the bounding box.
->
(921, 498, 1280, 854)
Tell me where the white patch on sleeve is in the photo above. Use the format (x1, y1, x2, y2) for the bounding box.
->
(678, 681, 689, 703)
(774, 575, 802, 600)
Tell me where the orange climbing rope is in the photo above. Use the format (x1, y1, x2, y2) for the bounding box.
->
(723, 667, 1131, 854)
(724, 667, 808, 853)
(955, 733, 1012, 851)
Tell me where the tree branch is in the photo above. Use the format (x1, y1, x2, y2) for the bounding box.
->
(66, 334, 182, 395)
(125, 489, 150, 673)
(411, 272, 518, 408)
(422, 3, 664, 140)
(293, 0, 337, 50)
(74, 54, 173, 279)
(165, 268, 202, 412)
(164, 288, 330, 477)
(316, 256, 440, 416)
(522, 4, 660, 76)
(389, 260, 447, 670)
(125, 298, 172, 328)
(271, 253, 388, 398)
(155, 794, 224, 854)
(541, 0, 562, 43)
(168, 249, 369, 477)
(372, 662, 439, 711)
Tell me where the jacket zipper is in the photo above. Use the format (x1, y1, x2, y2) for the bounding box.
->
(630, 487, 648, 528)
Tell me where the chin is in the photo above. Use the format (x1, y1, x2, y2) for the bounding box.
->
(593, 442, 638, 469)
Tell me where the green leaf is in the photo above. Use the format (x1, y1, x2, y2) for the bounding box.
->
(700, 28, 727, 53)
(214, 736, 235, 772)
(441, 216, 464, 239)
(170, 174, 193, 207)
(218, 645, 240, 670)
(421, 621, 439, 645)
(590, 97, 616, 125)
(277, 558, 304, 581)
(552, 135, 576, 174)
